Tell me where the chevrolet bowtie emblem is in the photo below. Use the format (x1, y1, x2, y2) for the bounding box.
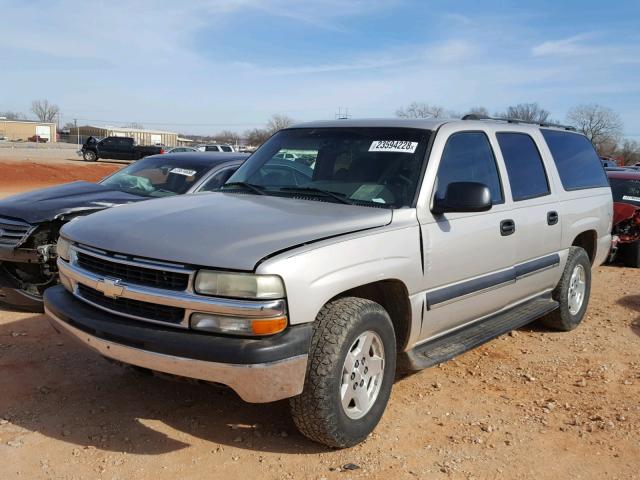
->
(95, 278, 125, 299)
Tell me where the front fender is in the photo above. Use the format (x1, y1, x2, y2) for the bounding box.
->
(257, 222, 423, 327)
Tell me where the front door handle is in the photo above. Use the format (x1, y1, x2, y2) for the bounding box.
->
(547, 211, 559, 225)
(500, 219, 516, 236)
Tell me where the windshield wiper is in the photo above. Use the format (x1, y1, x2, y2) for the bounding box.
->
(220, 182, 266, 195)
(279, 186, 353, 205)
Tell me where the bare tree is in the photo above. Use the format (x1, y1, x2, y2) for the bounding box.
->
(566, 104, 623, 150)
(215, 130, 241, 144)
(266, 114, 294, 134)
(464, 106, 490, 118)
(396, 102, 447, 119)
(244, 128, 271, 147)
(0, 110, 26, 120)
(31, 99, 60, 123)
(498, 103, 551, 123)
(617, 139, 640, 166)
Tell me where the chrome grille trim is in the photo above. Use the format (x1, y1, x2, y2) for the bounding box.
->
(58, 245, 287, 329)
(0, 218, 35, 248)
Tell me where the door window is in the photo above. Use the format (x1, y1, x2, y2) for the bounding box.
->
(198, 167, 238, 192)
(435, 132, 503, 204)
(497, 133, 550, 201)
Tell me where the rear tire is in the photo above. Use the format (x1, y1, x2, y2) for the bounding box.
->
(290, 297, 396, 448)
(83, 150, 97, 162)
(541, 246, 591, 331)
(621, 240, 640, 268)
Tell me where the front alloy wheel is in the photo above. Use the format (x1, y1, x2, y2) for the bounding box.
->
(340, 330, 385, 420)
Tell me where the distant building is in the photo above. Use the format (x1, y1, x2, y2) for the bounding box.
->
(177, 137, 195, 147)
(69, 125, 178, 147)
(0, 119, 57, 142)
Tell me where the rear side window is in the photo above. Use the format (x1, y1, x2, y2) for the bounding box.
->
(436, 132, 503, 204)
(541, 130, 608, 190)
(497, 133, 549, 201)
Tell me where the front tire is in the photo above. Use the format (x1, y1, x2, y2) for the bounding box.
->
(541, 246, 591, 331)
(290, 297, 396, 448)
(83, 150, 97, 162)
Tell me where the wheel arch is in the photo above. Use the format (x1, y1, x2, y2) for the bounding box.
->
(330, 279, 412, 351)
(572, 230, 597, 264)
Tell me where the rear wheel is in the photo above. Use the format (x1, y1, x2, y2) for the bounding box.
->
(541, 246, 591, 331)
(621, 240, 640, 268)
(289, 297, 396, 448)
(83, 150, 97, 162)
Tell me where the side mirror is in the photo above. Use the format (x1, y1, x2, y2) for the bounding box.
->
(432, 181, 492, 214)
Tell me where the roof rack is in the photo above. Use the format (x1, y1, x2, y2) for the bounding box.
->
(461, 114, 576, 131)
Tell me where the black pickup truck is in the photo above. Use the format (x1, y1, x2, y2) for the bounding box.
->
(80, 136, 165, 161)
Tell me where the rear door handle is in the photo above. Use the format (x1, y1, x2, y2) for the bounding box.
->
(547, 211, 559, 225)
(500, 219, 515, 236)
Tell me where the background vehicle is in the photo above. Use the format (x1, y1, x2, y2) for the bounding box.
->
(28, 135, 48, 143)
(601, 156, 618, 168)
(197, 144, 235, 152)
(0, 152, 248, 311)
(44, 118, 611, 448)
(607, 169, 640, 266)
(80, 136, 165, 162)
(164, 146, 197, 153)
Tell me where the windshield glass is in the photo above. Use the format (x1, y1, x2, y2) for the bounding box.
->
(226, 127, 431, 208)
(100, 157, 212, 197)
(610, 178, 640, 206)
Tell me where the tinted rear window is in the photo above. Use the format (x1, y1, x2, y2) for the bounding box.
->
(497, 133, 549, 201)
(541, 130, 608, 190)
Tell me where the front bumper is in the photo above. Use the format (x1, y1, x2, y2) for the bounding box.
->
(44, 285, 312, 403)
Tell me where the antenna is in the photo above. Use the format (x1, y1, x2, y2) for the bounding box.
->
(335, 107, 351, 120)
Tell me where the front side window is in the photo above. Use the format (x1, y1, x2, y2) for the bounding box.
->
(497, 132, 550, 201)
(205, 146, 220, 152)
(100, 157, 213, 197)
(226, 127, 431, 208)
(541, 130, 608, 190)
(435, 132, 503, 204)
(220, 145, 233, 152)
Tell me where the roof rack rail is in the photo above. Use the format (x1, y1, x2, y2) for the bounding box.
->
(461, 114, 576, 131)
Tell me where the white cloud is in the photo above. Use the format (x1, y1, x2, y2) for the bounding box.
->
(531, 34, 597, 57)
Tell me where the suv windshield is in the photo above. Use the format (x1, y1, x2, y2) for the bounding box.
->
(226, 127, 431, 208)
(100, 157, 212, 197)
(610, 178, 640, 206)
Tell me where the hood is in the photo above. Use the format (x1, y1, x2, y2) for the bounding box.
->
(0, 181, 144, 224)
(62, 193, 393, 270)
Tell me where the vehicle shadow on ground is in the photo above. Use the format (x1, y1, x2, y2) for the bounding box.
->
(0, 314, 330, 455)
(616, 294, 640, 338)
(66, 157, 130, 166)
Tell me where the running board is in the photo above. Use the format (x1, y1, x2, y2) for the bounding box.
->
(400, 295, 558, 371)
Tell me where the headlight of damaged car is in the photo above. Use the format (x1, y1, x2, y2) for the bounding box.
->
(194, 271, 285, 299)
(56, 236, 72, 261)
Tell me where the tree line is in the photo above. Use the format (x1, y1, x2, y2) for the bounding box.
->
(396, 101, 638, 165)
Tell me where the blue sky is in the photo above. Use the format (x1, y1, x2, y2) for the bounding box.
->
(1, 0, 639, 137)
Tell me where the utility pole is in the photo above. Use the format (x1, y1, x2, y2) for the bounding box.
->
(335, 107, 351, 120)
(74, 118, 79, 147)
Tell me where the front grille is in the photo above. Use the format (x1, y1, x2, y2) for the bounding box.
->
(77, 252, 189, 291)
(0, 218, 33, 247)
(78, 284, 185, 324)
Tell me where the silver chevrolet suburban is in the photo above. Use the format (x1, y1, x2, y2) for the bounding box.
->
(44, 118, 612, 448)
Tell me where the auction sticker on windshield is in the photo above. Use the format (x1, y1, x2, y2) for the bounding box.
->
(369, 140, 418, 153)
(170, 168, 197, 177)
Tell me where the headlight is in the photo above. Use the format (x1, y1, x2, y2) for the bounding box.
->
(56, 236, 72, 261)
(190, 312, 287, 336)
(194, 271, 285, 299)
